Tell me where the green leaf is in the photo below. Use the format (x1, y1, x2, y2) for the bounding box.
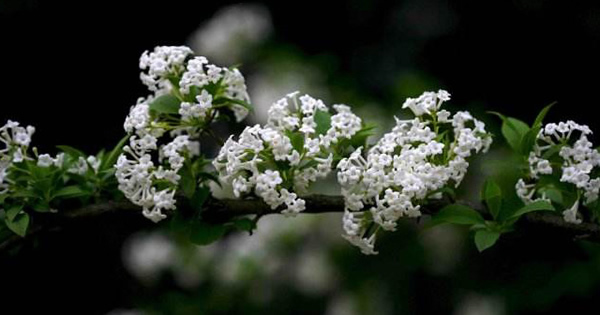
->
(57, 145, 86, 158)
(101, 135, 129, 171)
(232, 218, 256, 232)
(179, 163, 197, 199)
(149, 94, 181, 114)
(483, 180, 502, 219)
(532, 102, 556, 128)
(5, 212, 30, 237)
(490, 112, 530, 153)
(428, 204, 485, 227)
(215, 97, 253, 110)
(350, 125, 376, 149)
(314, 110, 332, 135)
(287, 131, 305, 153)
(190, 186, 211, 211)
(6, 205, 24, 222)
(509, 200, 555, 219)
(52, 185, 88, 199)
(189, 221, 227, 245)
(474, 230, 500, 252)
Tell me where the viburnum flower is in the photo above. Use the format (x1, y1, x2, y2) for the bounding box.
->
(214, 92, 364, 216)
(337, 90, 492, 254)
(117, 46, 252, 222)
(516, 120, 600, 224)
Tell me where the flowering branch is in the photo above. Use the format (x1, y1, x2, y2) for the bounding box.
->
(2, 195, 600, 253)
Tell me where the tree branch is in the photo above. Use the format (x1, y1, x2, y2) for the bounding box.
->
(2, 195, 600, 252)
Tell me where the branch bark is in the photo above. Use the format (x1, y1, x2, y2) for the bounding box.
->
(2, 195, 600, 252)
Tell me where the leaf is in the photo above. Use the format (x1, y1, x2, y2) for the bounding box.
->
(350, 125, 376, 148)
(428, 204, 485, 227)
(216, 97, 253, 110)
(314, 110, 332, 135)
(6, 205, 24, 222)
(483, 180, 502, 219)
(490, 112, 530, 153)
(5, 212, 30, 237)
(101, 135, 129, 171)
(57, 145, 86, 158)
(232, 218, 256, 232)
(189, 221, 226, 245)
(474, 230, 500, 252)
(179, 163, 197, 199)
(532, 102, 556, 128)
(287, 131, 305, 153)
(149, 94, 181, 114)
(521, 103, 556, 154)
(509, 200, 555, 219)
(52, 185, 88, 199)
(190, 186, 211, 211)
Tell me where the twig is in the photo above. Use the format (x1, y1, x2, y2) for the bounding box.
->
(1, 195, 600, 252)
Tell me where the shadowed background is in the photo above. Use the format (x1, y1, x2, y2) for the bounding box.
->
(1, 0, 600, 314)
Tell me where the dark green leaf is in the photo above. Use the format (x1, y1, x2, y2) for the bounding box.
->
(483, 180, 502, 219)
(232, 218, 256, 232)
(179, 163, 197, 199)
(190, 186, 211, 211)
(474, 230, 500, 252)
(189, 221, 226, 245)
(149, 94, 181, 114)
(52, 185, 88, 199)
(6, 212, 30, 237)
(314, 110, 332, 135)
(509, 200, 555, 219)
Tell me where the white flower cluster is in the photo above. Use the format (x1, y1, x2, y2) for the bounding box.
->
(0, 120, 35, 194)
(516, 121, 600, 224)
(120, 45, 251, 222)
(116, 134, 199, 222)
(338, 90, 492, 254)
(214, 92, 363, 216)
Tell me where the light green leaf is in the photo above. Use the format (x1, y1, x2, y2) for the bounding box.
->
(314, 110, 331, 135)
(474, 230, 500, 252)
(189, 221, 226, 245)
(6, 212, 30, 237)
(149, 94, 181, 114)
(428, 204, 485, 227)
(509, 200, 555, 219)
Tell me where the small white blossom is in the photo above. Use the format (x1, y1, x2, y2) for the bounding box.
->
(338, 90, 491, 254)
(517, 120, 600, 225)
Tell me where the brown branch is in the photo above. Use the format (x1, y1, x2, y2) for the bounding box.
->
(2, 195, 600, 252)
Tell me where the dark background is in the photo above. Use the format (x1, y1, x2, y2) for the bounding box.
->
(2, 1, 600, 314)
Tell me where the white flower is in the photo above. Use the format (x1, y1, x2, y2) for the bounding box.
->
(518, 120, 600, 224)
(214, 92, 363, 216)
(338, 90, 491, 254)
